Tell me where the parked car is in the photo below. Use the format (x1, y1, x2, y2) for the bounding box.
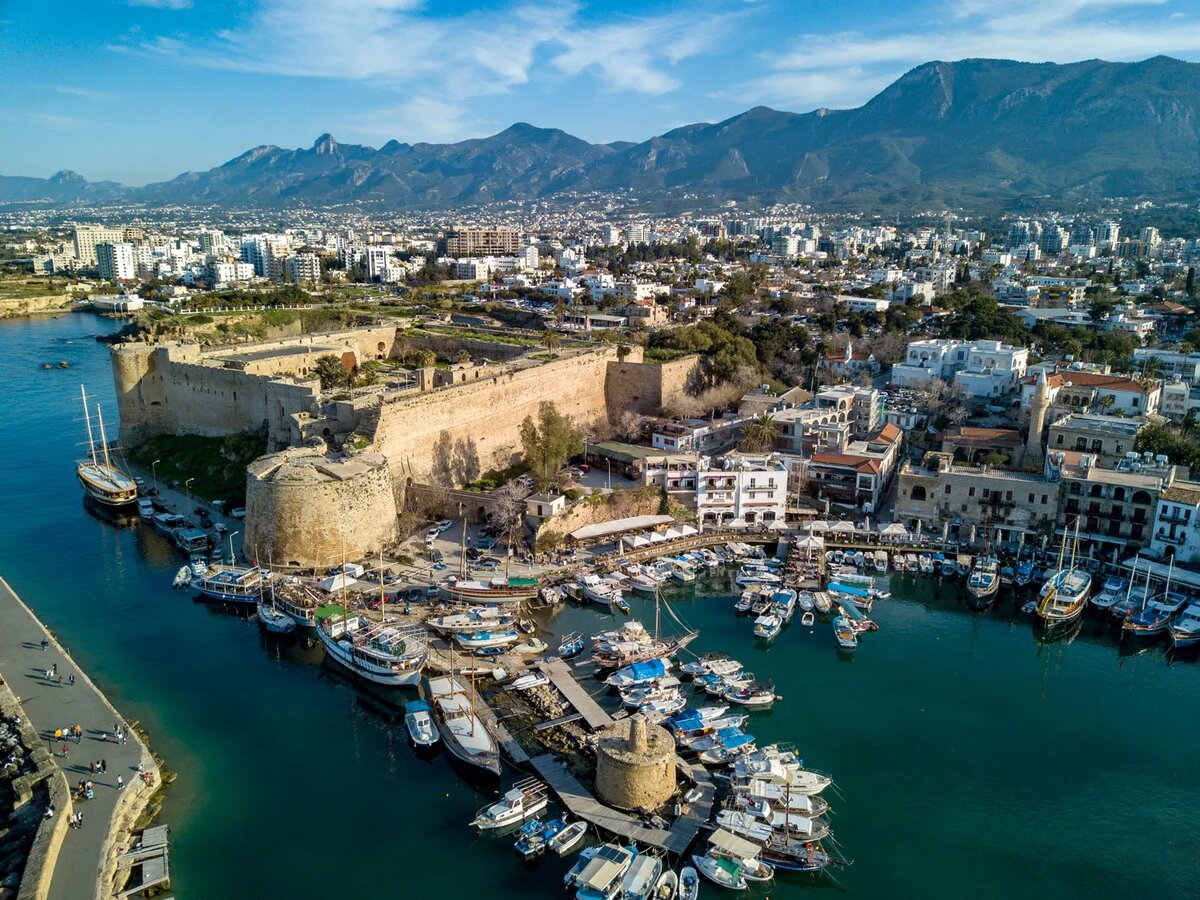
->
(436, 520, 453, 532)
(425, 527, 440, 541)
(475, 558, 499, 571)
(475, 536, 497, 550)
(429, 548, 444, 563)
(466, 548, 484, 561)
(230, 507, 246, 519)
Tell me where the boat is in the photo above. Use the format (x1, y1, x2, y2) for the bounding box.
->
(955, 553, 972, 578)
(733, 798, 831, 840)
(190, 564, 264, 604)
(761, 836, 833, 873)
(172, 566, 192, 588)
(571, 843, 638, 900)
(1000, 565, 1015, 586)
(606, 657, 672, 689)
(1015, 560, 1033, 587)
(873, 550, 888, 573)
(579, 573, 625, 605)
(623, 565, 663, 595)
(442, 575, 540, 604)
(566, 848, 601, 888)
(472, 778, 549, 830)
(1089, 575, 1128, 614)
(939, 558, 957, 577)
(404, 699, 440, 747)
(800, 611, 815, 627)
(965, 556, 1000, 605)
(797, 591, 815, 612)
(670, 558, 697, 584)
(256, 599, 296, 634)
(549, 819, 588, 855)
(619, 855, 663, 900)
(1123, 559, 1188, 640)
(559, 632, 585, 659)
(620, 677, 682, 706)
(427, 675, 501, 776)
(917, 553, 934, 574)
(731, 780, 830, 816)
(769, 589, 796, 622)
(137, 497, 155, 519)
(652, 869, 678, 900)
(613, 598, 631, 615)
(318, 615, 428, 686)
(75, 387, 138, 508)
(735, 566, 782, 587)
(678, 867, 699, 900)
(455, 629, 521, 650)
(1170, 603, 1200, 650)
(505, 672, 549, 692)
(814, 592, 833, 614)
(832, 615, 857, 650)
(699, 737, 757, 767)
(691, 852, 748, 890)
(1036, 521, 1091, 629)
(680, 654, 741, 678)
(752, 613, 782, 641)
(723, 681, 777, 708)
(639, 693, 688, 718)
(426, 607, 517, 635)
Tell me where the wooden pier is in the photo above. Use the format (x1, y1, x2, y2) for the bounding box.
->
(535, 658, 614, 731)
(529, 753, 714, 856)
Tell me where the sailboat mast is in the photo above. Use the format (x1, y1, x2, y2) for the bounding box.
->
(379, 548, 386, 620)
(80, 386, 97, 465)
(1068, 518, 1079, 572)
(1055, 520, 1069, 570)
(458, 505, 467, 580)
(1126, 554, 1139, 600)
(340, 537, 348, 622)
(95, 404, 113, 469)
(1165, 557, 1174, 601)
(654, 584, 661, 641)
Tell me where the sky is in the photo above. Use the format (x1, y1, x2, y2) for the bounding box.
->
(2, 0, 1200, 184)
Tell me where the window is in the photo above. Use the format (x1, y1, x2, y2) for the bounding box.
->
(1089, 484, 1103, 498)
(1075, 438, 1087, 450)
(1132, 490, 1152, 505)
(968, 487, 976, 497)
(961, 504, 968, 512)
(1091, 439, 1103, 452)
(1056, 434, 1064, 446)
(1006, 491, 1013, 502)
(944, 485, 951, 494)
(1028, 493, 1035, 503)
(911, 485, 927, 501)
(1042, 495, 1049, 504)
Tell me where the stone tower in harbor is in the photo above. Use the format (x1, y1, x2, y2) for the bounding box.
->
(594, 714, 676, 812)
(1024, 369, 1050, 470)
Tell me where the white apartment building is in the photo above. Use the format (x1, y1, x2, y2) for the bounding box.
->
(891, 338, 1028, 399)
(914, 262, 957, 294)
(209, 260, 255, 285)
(1132, 348, 1200, 385)
(96, 242, 136, 280)
(365, 245, 395, 282)
(1150, 482, 1200, 563)
(615, 281, 662, 303)
(696, 455, 788, 527)
(73, 226, 125, 267)
(285, 252, 321, 284)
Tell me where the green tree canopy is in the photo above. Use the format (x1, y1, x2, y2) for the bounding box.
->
(520, 401, 583, 489)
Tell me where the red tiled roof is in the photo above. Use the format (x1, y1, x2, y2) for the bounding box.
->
(809, 452, 882, 474)
(873, 423, 903, 444)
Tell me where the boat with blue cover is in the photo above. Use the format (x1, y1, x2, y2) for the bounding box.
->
(605, 657, 671, 689)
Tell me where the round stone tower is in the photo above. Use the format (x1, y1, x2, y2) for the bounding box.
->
(595, 713, 676, 812)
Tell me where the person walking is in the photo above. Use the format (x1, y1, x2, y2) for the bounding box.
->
(68, 674, 75, 686)
(116, 775, 124, 791)
(60, 743, 68, 758)
(76, 810, 84, 829)
(101, 759, 107, 774)
(40, 638, 48, 652)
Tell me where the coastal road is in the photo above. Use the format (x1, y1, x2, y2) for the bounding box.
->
(0, 576, 152, 900)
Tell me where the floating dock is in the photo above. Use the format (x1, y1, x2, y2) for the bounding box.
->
(535, 658, 614, 731)
(530, 753, 714, 856)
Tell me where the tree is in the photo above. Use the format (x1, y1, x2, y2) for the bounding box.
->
(453, 437, 481, 485)
(1186, 266, 1195, 298)
(520, 401, 583, 489)
(740, 414, 779, 453)
(980, 450, 1011, 468)
(314, 354, 349, 391)
(430, 431, 456, 487)
(1140, 355, 1164, 381)
(616, 343, 632, 362)
(543, 330, 561, 354)
(456, 349, 472, 364)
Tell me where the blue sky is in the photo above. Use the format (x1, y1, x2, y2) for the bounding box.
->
(3, 0, 1200, 184)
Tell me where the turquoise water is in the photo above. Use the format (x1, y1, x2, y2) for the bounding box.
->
(1, 313, 1198, 898)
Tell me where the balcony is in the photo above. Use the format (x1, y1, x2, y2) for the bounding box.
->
(1160, 510, 1192, 525)
(1157, 530, 1187, 546)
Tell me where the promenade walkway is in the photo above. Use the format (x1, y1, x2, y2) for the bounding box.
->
(0, 576, 155, 900)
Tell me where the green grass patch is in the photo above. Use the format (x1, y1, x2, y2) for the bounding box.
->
(463, 460, 530, 492)
(643, 347, 691, 362)
(129, 431, 267, 507)
(0, 277, 70, 300)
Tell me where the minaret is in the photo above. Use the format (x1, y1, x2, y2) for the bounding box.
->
(1024, 370, 1049, 469)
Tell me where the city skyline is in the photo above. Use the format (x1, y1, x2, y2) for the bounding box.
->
(3, 0, 1200, 184)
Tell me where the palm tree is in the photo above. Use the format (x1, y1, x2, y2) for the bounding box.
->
(543, 330, 561, 354)
(740, 414, 779, 453)
(1141, 355, 1163, 382)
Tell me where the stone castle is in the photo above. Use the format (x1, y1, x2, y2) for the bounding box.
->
(111, 324, 699, 567)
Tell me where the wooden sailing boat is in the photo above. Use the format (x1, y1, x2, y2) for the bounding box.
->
(76, 386, 138, 507)
(1036, 518, 1091, 627)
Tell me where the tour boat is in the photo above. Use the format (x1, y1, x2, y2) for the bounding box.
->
(678, 866, 699, 900)
(1037, 521, 1091, 628)
(190, 564, 264, 604)
(455, 628, 521, 650)
(623, 565, 663, 595)
(442, 575, 540, 604)
(427, 675, 501, 776)
(427, 607, 517, 635)
(734, 798, 831, 841)
(549, 819, 588, 856)
(578, 574, 625, 606)
(1170, 603, 1200, 650)
(619, 854, 663, 900)
(965, 556, 1001, 605)
(404, 699, 440, 747)
(318, 615, 428, 687)
(256, 599, 296, 634)
(472, 778, 548, 830)
(1089, 575, 1128, 614)
(752, 613, 783, 641)
(75, 387, 138, 508)
(570, 843, 638, 900)
(731, 780, 830, 816)
(832, 615, 857, 650)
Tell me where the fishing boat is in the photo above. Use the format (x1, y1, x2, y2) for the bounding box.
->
(814, 592, 833, 614)
(939, 557, 957, 577)
(75, 387, 138, 508)
(832, 615, 857, 650)
(620, 677, 682, 706)
(752, 613, 782, 641)
(426, 607, 517, 635)
(692, 852, 748, 890)
(549, 819, 588, 855)
(873, 550, 888, 573)
(427, 675, 501, 776)
(723, 681, 777, 708)
(455, 629, 521, 650)
(698, 670, 753, 697)
(1170, 603, 1200, 650)
(190, 564, 264, 604)
(620, 855, 663, 900)
(1036, 521, 1091, 629)
(761, 836, 833, 873)
(505, 672, 549, 692)
(770, 589, 797, 622)
(666, 709, 743, 738)
(699, 737, 758, 766)
(1015, 560, 1033, 587)
(570, 843, 638, 900)
(917, 553, 934, 574)
(798, 591, 815, 612)
(639, 692, 688, 719)
(965, 556, 1000, 605)
(1089, 575, 1128, 614)
(652, 869, 678, 900)
(606, 657, 672, 689)
(256, 599, 296, 634)
(319, 615, 428, 686)
(1122, 559, 1188, 641)
(680, 654, 741, 678)
(733, 591, 757, 614)
(404, 699, 440, 747)
(442, 576, 540, 604)
(559, 632, 585, 659)
(472, 778, 549, 830)
(678, 867, 699, 900)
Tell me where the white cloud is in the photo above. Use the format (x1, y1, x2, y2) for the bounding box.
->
(128, 0, 193, 9)
(54, 85, 117, 101)
(343, 96, 475, 144)
(737, 0, 1200, 111)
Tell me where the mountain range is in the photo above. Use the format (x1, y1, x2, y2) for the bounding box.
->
(6, 56, 1200, 209)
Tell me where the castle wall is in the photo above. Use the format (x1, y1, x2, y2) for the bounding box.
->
(604, 354, 700, 416)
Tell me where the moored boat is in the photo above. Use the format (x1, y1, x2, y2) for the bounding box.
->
(832, 615, 857, 650)
(471, 778, 548, 830)
(75, 387, 138, 508)
(1170, 602, 1200, 650)
(427, 675, 501, 776)
(318, 615, 428, 687)
(404, 699, 440, 747)
(442, 575, 540, 604)
(549, 819, 588, 855)
(256, 599, 296, 634)
(1036, 521, 1091, 628)
(191, 564, 264, 604)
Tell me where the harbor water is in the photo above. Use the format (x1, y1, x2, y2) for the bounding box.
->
(1, 313, 1198, 898)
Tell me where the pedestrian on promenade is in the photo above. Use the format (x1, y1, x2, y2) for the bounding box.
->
(60, 743, 68, 758)
(56, 674, 62, 685)
(44, 805, 53, 820)
(68, 674, 75, 686)
(40, 638, 48, 651)
(54, 728, 62, 742)
(116, 775, 124, 791)
(72, 724, 82, 743)
(45, 668, 52, 679)
(101, 759, 107, 773)
(76, 810, 83, 828)
(49, 664, 56, 677)
(89, 761, 96, 775)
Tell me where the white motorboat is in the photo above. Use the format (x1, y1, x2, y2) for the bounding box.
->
(620, 854, 663, 900)
(455, 629, 521, 650)
(723, 681, 777, 708)
(752, 614, 782, 641)
(623, 565, 663, 594)
(798, 591, 815, 612)
(172, 566, 192, 588)
(605, 657, 672, 689)
(505, 671, 550, 692)
(318, 615, 427, 687)
(427, 606, 516, 635)
(713, 810, 772, 843)
(678, 866, 699, 900)
(404, 699, 440, 747)
(640, 693, 687, 718)
(549, 819, 588, 855)
(680, 655, 742, 678)
(579, 573, 625, 605)
(471, 778, 549, 830)
(620, 677, 682, 707)
(571, 843, 638, 900)
(692, 851, 748, 890)
(1171, 602, 1200, 650)
(137, 497, 155, 519)
(670, 559, 697, 584)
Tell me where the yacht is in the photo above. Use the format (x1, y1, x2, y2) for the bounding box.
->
(317, 616, 427, 686)
(75, 387, 138, 508)
(404, 699, 440, 747)
(578, 573, 624, 606)
(190, 564, 264, 604)
(471, 778, 548, 830)
(1169, 603, 1200, 650)
(1089, 575, 1127, 614)
(965, 556, 1000, 605)
(427, 675, 501, 776)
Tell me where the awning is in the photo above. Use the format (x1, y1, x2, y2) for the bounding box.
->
(727, 517, 747, 529)
(881, 522, 909, 536)
(708, 828, 762, 859)
(569, 514, 675, 542)
(830, 520, 857, 532)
